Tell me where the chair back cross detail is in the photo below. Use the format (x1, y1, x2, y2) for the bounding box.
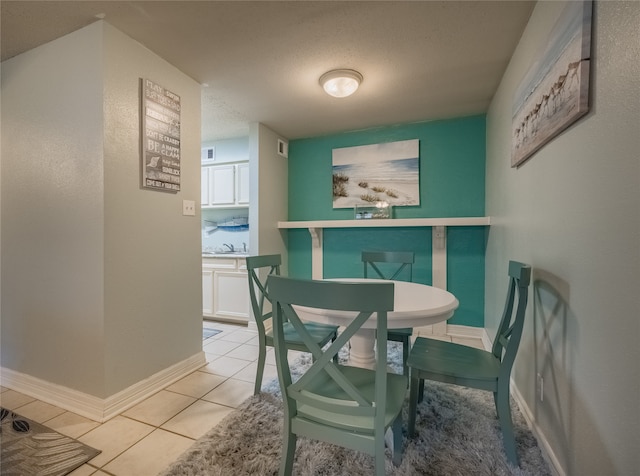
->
(246, 254, 338, 395)
(362, 250, 414, 281)
(362, 250, 416, 376)
(247, 254, 281, 327)
(268, 276, 406, 476)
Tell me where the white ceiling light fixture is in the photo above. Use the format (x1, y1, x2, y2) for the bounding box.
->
(319, 69, 363, 98)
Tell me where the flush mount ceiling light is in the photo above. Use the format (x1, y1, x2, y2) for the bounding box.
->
(319, 69, 363, 98)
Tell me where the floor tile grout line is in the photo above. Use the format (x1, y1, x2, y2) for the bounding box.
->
(85, 389, 242, 471)
(2, 324, 483, 475)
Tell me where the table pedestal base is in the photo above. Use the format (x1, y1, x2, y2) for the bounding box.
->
(349, 329, 377, 369)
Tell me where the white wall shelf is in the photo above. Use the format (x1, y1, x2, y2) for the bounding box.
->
(278, 217, 490, 229)
(278, 217, 490, 335)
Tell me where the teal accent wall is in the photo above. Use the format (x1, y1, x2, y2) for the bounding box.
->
(287, 115, 487, 327)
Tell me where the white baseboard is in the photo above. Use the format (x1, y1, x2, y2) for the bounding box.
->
(0, 351, 206, 422)
(414, 324, 486, 342)
(446, 324, 485, 339)
(429, 325, 563, 476)
(481, 327, 493, 350)
(510, 381, 565, 476)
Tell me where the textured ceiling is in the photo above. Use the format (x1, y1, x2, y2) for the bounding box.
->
(1, 1, 534, 142)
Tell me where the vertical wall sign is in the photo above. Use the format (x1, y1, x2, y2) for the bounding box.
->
(141, 78, 181, 192)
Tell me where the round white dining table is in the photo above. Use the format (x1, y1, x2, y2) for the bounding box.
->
(294, 278, 459, 368)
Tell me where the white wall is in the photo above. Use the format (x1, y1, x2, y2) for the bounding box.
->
(2, 22, 107, 394)
(249, 123, 288, 268)
(102, 23, 203, 396)
(202, 137, 249, 164)
(1, 21, 203, 401)
(486, 2, 639, 475)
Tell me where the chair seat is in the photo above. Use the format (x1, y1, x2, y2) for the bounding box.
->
(408, 337, 500, 387)
(266, 321, 338, 348)
(297, 366, 407, 432)
(407, 261, 531, 467)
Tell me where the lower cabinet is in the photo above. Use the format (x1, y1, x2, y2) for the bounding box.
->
(202, 267, 215, 316)
(213, 271, 250, 322)
(202, 257, 251, 325)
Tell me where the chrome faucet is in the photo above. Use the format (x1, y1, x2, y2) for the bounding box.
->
(242, 242, 247, 252)
(223, 243, 234, 252)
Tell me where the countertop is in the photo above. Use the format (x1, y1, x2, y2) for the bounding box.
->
(202, 252, 249, 259)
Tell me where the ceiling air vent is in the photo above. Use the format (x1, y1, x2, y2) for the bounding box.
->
(201, 147, 215, 163)
(277, 139, 288, 158)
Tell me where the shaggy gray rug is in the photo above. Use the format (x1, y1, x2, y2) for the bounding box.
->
(160, 344, 551, 476)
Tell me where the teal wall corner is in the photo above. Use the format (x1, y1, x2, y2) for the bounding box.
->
(288, 115, 486, 220)
(286, 115, 487, 327)
(446, 226, 487, 327)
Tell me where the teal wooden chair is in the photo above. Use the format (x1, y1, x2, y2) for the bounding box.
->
(268, 275, 407, 476)
(362, 250, 415, 376)
(246, 254, 339, 395)
(407, 260, 532, 466)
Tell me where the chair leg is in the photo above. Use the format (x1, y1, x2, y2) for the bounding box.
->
(402, 336, 409, 376)
(391, 415, 403, 466)
(279, 418, 297, 476)
(495, 383, 519, 466)
(375, 427, 386, 476)
(254, 341, 267, 395)
(408, 375, 420, 436)
(418, 379, 425, 403)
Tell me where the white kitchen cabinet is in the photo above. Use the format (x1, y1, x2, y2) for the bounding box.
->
(201, 167, 211, 205)
(202, 267, 214, 316)
(202, 162, 249, 208)
(213, 271, 250, 321)
(209, 164, 235, 205)
(236, 162, 250, 205)
(202, 257, 250, 325)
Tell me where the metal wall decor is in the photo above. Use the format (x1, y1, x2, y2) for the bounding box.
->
(141, 78, 181, 192)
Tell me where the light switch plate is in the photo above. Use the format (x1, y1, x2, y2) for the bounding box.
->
(182, 199, 196, 216)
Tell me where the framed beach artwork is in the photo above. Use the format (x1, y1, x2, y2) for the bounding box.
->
(511, 0, 592, 167)
(332, 139, 420, 209)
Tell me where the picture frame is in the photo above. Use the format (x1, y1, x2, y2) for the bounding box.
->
(511, 0, 593, 167)
(355, 203, 392, 220)
(332, 139, 420, 208)
(140, 78, 181, 192)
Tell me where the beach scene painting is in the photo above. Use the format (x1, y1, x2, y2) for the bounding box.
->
(511, 0, 592, 167)
(332, 139, 420, 208)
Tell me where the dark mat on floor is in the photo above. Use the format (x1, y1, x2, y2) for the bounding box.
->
(203, 328, 222, 339)
(1, 407, 101, 476)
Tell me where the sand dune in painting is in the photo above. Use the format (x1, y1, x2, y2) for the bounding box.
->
(332, 157, 419, 208)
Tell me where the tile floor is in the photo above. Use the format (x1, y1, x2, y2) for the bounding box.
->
(0, 322, 482, 476)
